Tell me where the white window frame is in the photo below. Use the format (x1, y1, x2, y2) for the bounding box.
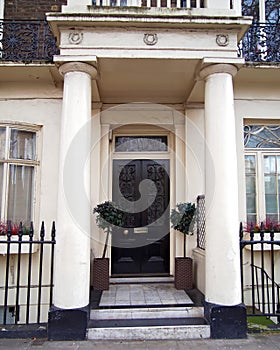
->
(0, 123, 40, 224)
(244, 148, 280, 223)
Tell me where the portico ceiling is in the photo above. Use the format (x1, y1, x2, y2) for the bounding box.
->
(96, 57, 200, 104)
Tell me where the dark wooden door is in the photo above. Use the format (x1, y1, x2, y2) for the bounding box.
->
(112, 159, 170, 275)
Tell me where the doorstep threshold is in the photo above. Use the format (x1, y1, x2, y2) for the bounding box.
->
(110, 276, 174, 284)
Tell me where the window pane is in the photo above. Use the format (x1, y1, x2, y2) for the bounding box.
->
(0, 128, 6, 160)
(247, 214, 257, 225)
(245, 155, 256, 173)
(115, 136, 168, 152)
(246, 175, 256, 194)
(265, 194, 277, 213)
(264, 175, 277, 194)
(247, 195, 257, 213)
(244, 125, 280, 148)
(0, 164, 3, 217)
(264, 155, 276, 174)
(7, 165, 34, 223)
(10, 130, 36, 161)
(266, 214, 278, 222)
(245, 155, 257, 221)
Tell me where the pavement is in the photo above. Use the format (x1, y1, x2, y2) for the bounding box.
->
(1, 334, 280, 350)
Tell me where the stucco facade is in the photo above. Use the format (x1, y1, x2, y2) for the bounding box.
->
(0, 0, 280, 341)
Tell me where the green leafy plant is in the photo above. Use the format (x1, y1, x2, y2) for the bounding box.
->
(171, 202, 196, 257)
(93, 201, 125, 258)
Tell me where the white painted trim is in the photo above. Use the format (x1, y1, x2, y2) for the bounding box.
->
(0, 0, 4, 19)
(109, 125, 175, 276)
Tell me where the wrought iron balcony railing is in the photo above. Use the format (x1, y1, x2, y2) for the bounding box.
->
(239, 24, 280, 63)
(1, 20, 279, 64)
(0, 20, 58, 62)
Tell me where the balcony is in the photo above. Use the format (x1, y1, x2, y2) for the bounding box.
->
(0, 20, 58, 62)
(1, 19, 280, 64)
(239, 24, 280, 63)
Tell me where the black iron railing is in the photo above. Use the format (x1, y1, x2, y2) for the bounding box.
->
(0, 221, 56, 325)
(251, 265, 280, 319)
(196, 194, 205, 250)
(0, 20, 58, 62)
(239, 24, 280, 63)
(240, 222, 280, 319)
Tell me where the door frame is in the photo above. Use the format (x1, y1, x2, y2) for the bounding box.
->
(108, 124, 175, 275)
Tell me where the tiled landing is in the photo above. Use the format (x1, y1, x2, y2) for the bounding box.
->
(99, 283, 193, 307)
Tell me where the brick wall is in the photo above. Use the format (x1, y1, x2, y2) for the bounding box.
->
(5, 0, 67, 20)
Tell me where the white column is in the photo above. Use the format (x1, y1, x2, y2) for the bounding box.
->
(54, 62, 97, 309)
(200, 64, 241, 306)
(204, 0, 230, 9)
(174, 123, 186, 258)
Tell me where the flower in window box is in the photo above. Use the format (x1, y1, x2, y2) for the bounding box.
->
(244, 219, 280, 233)
(0, 222, 30, 236)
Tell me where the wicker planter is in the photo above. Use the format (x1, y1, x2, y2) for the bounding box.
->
(174, 257, 193, 290)
(92, 258, 109, 291)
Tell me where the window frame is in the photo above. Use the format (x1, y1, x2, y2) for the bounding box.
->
(245, 147, 280, 223)
(0, 123, 40, 224)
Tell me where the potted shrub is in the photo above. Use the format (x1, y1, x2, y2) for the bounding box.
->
(171, 202, 196, 290)
(92, 201, 125, 290)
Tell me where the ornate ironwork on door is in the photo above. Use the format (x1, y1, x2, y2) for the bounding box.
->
(112, 159, 170, 275)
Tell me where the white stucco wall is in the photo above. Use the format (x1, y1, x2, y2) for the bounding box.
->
(0, 94, 62, 323)
(0, 98, 62, 228)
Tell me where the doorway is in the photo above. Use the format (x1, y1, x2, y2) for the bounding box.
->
(111, 159, 170, 275)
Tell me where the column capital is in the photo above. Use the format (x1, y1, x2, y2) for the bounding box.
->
(199, 63, 238, 81)
(59, 62, 98, 80)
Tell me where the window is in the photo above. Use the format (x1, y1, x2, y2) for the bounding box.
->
(115, 136, 168, 152)
(244, 124, 280, 224)
(0, 125, 38, 223)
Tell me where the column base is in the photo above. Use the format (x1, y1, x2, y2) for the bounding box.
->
(204, 301, 247, 339)
(48, 305, 89, 341)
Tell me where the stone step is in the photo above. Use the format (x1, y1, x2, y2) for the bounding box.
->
(110, 276, 174, 284)
(90, 306, 204, 320)
(87, 324, 210, 340)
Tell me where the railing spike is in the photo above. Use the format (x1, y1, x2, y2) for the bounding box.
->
(40, 221, 45, 240)
(7, 221, 11, 239)
(250, 222, 254, 241)
(18, 222, 23, 239)
(260, 222, 265, 240)
(270, 223, 275, 241)
(239, 222, 243, 240)
(29, 222, 34, 239)
(51, 221, 56, 240)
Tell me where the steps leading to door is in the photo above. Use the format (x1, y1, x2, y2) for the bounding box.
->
(90, 306, 204, 320)
(87, 306, 210, 340)
(87, 324, 210, 340)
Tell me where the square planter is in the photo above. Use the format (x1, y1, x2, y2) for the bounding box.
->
(92, 258, 109, 291)
(174, 257, 193, 290)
